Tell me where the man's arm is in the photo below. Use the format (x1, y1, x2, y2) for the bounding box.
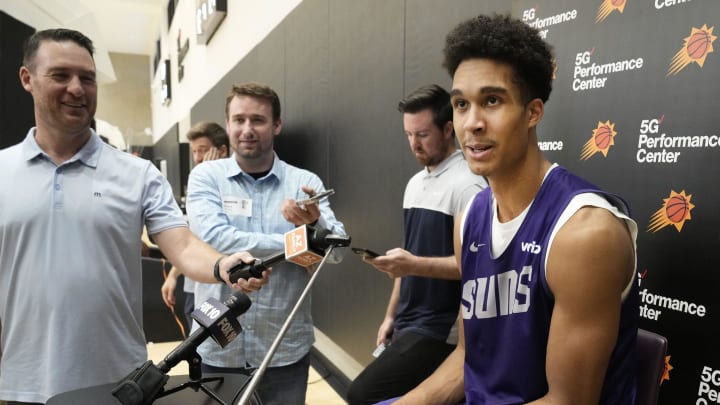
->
(365, 249, 460, 280)
(364, 178, 473, 280)
(377, 277, 401, 346)
(529, 207, 635, 404)
(393, 210, 468, 404)
(152, 226, 269, 291)
(160, 266, 182, 307)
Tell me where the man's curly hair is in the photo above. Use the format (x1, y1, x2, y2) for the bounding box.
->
(443, 14, 554, 104)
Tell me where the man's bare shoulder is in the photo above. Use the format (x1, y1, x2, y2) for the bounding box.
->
(548, 206, 634, 294)
(561, 205, 631, 243)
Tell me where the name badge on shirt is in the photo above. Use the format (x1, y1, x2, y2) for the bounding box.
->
(223, 196, 252, 217)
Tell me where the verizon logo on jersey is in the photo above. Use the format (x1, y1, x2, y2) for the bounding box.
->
(521, 241, 542, 254)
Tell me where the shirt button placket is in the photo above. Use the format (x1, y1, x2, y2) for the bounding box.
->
(54, 169, 63, 209)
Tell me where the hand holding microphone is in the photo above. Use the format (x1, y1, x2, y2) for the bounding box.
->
(227, 224, 351, 283)
(216, 252, 270, 292)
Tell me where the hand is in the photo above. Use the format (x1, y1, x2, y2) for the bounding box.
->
(234, 269, 272, 293)
(281, 185, 321, 226)
(161, 274, 177, 307)
(365, 248, 417, 278)
(202, 147, 222, 162)
(219, 252, 271, 292)
(377, 317, 394, 346)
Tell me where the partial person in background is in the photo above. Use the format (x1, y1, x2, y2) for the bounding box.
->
(394, 14, 638, 404)
(161, 121, 230, 329)
(187, 121, 229, 165)
(0, 28, 265, 405)
(186, 82, 346, 405)
(346, 84, 487, 404)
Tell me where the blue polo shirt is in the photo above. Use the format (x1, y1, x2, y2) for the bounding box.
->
(0, 129, 187, 403)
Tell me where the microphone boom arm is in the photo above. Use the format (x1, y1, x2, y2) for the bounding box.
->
(235, 241, 344, 405)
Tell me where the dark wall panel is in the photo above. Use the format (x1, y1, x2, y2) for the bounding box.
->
(318, 0, 407, 365)
(0, 11, 35, 149)
(280, 0, 330, 181)
(254, 24, 286, 111)
(190, 47, 261, 126)
(403, 0, 509, 93)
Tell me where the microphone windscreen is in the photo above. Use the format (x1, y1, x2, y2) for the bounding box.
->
(224, 290, 252, 316)
(309, 227, 332, 250)
(285, 224, 324, 266)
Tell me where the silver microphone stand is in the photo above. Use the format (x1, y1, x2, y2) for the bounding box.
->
(235, 244, 342, 405)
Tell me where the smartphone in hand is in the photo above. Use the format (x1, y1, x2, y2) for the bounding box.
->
(351, 247, 381, 258)
(296, 189, 335, 206)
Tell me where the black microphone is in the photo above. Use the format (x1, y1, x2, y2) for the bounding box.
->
(227, 224, 351, 283)
(156, 291, 251, 373)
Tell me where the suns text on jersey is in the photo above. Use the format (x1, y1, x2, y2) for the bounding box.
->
(462, 265, 533, 319)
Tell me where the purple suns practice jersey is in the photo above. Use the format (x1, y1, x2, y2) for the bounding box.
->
(460, 166, 638, 404)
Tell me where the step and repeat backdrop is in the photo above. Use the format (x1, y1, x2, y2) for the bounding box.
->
(508, 0, 718, 403)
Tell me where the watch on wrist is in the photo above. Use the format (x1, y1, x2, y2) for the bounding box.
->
(213, 256, 226, 282)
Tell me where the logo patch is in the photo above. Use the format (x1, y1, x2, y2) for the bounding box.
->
(521, 241, 542, 255)
(469, 242, 485, 253)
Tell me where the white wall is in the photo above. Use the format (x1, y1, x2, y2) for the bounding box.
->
(150, 0, 302, 143)
(97, 52, 154, 149)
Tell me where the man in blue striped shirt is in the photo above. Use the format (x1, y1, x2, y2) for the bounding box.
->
(186, 82, 346, 405)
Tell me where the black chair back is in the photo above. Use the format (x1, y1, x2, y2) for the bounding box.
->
(635, 328, 668, 405)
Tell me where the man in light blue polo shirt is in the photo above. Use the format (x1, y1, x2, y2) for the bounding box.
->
(0, 29, 265, 404)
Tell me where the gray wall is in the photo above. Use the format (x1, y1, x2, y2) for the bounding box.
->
(0, 11, 34, 150)
(190, 0, 509, 367)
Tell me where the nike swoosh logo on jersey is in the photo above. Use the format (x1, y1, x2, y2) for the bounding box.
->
(469, 242, 485, 252)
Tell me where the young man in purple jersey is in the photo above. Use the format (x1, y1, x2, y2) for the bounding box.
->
(394, 14, 639, 404)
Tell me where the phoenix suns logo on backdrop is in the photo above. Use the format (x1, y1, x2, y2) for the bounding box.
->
(580, 120, 618, 160)
(596, 0, 627, 23)
(668, 25, 717, 75)
(647, 190, 694, 233)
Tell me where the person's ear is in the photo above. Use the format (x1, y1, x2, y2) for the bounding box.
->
(19, 66, 33, 92)
(526, 99, 544, 129)
(273, 118, 283, 136)
(443, 121, 454, 139)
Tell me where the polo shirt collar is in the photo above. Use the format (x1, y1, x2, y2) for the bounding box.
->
(21, 127, 103, 168)
(424, 149, 463, 178)
(225, 151, 282, 181)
